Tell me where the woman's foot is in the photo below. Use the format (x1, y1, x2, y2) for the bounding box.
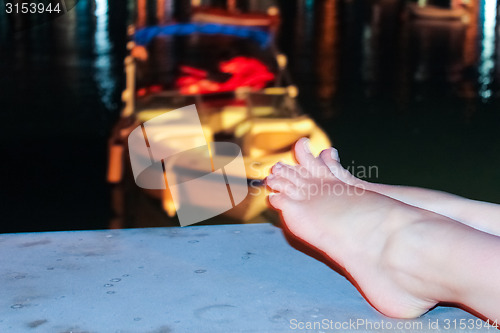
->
(266, 138, 458, 319)
(319, 146, 500, 237)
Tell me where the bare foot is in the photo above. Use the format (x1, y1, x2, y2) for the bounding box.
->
(266, 138, 453, 319)
(319, 147, 500, 237)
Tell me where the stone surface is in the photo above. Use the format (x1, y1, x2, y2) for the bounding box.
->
(0, 224, 489, 332)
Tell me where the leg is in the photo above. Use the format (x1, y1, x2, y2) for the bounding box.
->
(318, 145, 500, 236)
(266, 139, 500, 320)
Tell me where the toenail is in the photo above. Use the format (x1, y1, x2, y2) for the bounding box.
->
(331, 148, 340, 162)
(303, 139, 312, 154)
(268, 192, 277, 197)
(267, 174, 274, 181)
(275, 162, 283, 169)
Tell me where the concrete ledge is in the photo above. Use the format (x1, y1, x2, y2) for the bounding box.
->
(0, 224, 486, 332)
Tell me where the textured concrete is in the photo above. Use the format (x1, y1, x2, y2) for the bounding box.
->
(0, 224, 489, 332)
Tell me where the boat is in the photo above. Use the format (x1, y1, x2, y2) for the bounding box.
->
(107, 7, 331, 224)
(407, 3, 469, 22)
(192, 6, 281, 32)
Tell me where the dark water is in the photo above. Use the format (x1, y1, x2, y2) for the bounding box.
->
(0, 0, 128, 232)
(280, 0, 500, 203)
(1, 0, 500, 233)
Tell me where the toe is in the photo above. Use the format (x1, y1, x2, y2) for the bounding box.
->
(266, 175, 306, 200)
(294, 138, 334, 179)
(319, 148, 343, 176)
(271, 162, 309, 188)
(330, 147, 340, 162)
(319, 148, 355, 184)
(293, 137, 315, 166)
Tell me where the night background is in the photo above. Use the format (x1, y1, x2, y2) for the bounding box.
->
(1, 0, 500, 234)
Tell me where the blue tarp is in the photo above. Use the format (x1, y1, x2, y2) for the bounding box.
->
(134, 23, 272, 47)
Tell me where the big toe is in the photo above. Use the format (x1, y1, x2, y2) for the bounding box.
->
(294, 138, 334, 179)
(319, 148, 356, 185)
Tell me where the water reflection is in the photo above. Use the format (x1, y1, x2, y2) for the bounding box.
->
(137, 0, 147, 27)
(307, 0, 498, 104)
(0, 8, 6, 41)
(135, 0, 176, 27)
(315, 0, 339, 114)
(93, 0, 117, 111)
(478, 0, 497, 100)
(293, 0, 315, 79)
(0, 0, 129, 232)
(361, 1, 403, 99)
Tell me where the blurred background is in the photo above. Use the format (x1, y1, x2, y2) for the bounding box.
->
(1, 0, 500, 233)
